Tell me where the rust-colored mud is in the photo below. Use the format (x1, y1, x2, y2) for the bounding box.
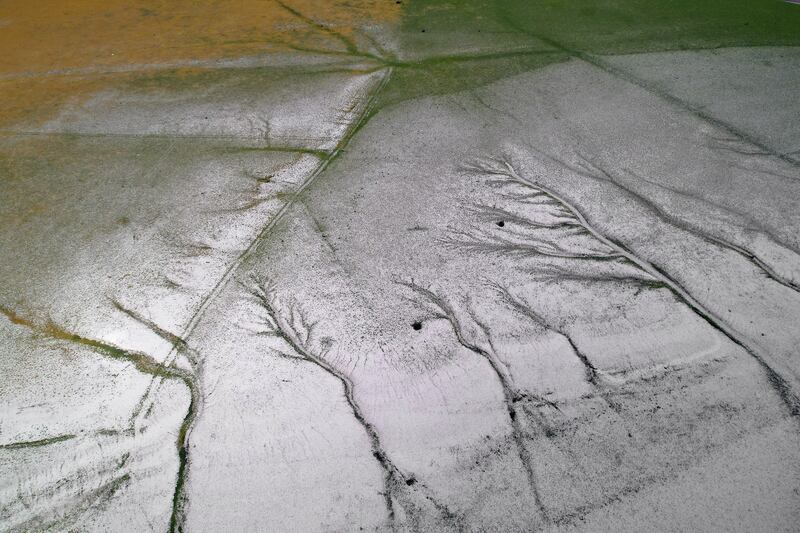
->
(0, 0, 400, 128)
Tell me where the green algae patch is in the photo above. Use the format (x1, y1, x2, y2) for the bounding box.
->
(372, 0, 566, 109)
(374, 0, 800, 111)
(495, 0, 800, 54)
(378, 50, 566, 109)
(0, 434, 77, 450)
(402, 0, 800, 55)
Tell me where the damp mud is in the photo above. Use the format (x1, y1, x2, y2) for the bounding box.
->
(1, 1, 800, 531)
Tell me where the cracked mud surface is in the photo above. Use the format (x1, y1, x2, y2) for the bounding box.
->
(1, 1, 800, 531)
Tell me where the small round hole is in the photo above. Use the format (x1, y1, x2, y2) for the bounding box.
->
(412, 321, 422, 331)
(496, 220, 505, 227)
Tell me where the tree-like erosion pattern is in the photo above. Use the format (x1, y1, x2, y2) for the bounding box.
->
(1, 1, 799, 531)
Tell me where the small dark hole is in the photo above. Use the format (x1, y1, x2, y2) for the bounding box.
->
(412, 321, 422, 331)
(509, 410, 516, 420)
(405, 477, 416, 486)
(421, 29, 426, 32)
(496, 220, 505, 227)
